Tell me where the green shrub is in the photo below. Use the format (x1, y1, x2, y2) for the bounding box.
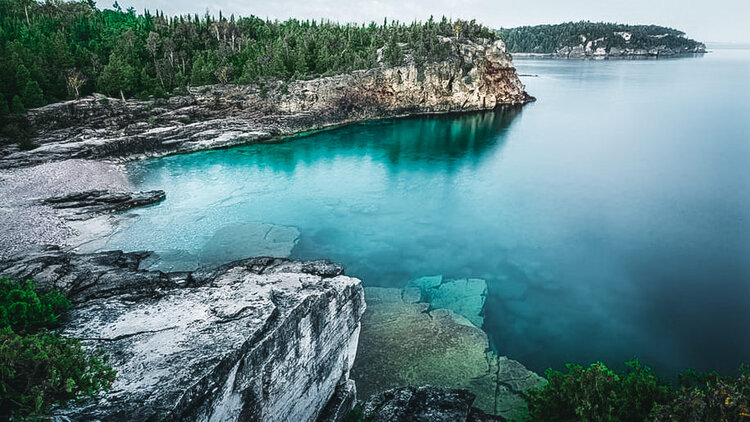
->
(0, 277, 116, 419)
(526, 360, 750, 422)
(343, 406, 374, 422)
(0, 278, 70, 334)
(526, 360, 673, 422)
(651, 367, 750, 422)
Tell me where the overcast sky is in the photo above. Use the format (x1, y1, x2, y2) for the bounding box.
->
(98, 0, 750, 43)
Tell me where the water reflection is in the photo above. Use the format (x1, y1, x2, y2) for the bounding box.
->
(129, 106, 523, 184)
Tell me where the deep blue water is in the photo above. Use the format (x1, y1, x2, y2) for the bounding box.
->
(97, 49, 750, 378)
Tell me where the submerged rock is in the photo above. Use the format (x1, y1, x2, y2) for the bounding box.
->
(362, 386, 505, 422)
(408, 275, 487, 327)
(199, 222, 300, 266)
(0, 249, 365, 421)
(351, 286, 544, 421)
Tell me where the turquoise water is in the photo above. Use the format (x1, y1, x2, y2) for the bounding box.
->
(99, 49, 750, 377)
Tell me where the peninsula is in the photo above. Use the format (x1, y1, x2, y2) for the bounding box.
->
(499, 22, 707, 58)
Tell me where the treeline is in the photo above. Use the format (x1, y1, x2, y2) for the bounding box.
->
(0, 0, 496, 114)
(498, 21, 704, 53)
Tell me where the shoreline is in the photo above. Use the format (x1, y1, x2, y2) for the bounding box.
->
(512, 51, 708, 60)
(0, 37, 532, 260)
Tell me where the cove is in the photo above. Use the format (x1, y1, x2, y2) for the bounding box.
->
(93, 48, 750, 381)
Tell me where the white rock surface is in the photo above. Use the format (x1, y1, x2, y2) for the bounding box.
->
(0, 250, 365, 422)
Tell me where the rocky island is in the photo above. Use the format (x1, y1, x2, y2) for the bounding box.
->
(0, 2, 537, 421)
(499, 22, 707, 58)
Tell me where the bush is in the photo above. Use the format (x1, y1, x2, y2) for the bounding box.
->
(0, 278, 116, 419)
(0, 278, 70, 334)
(343, 406, 373, 422)
(526, 360, 750, 422)
(651, 367, 750, 422)
(526, 360, 673, 422)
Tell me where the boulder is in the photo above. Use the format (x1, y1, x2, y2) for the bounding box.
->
(362, 386, 505, 422)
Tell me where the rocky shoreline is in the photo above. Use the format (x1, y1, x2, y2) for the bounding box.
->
(0, 37, 540, 421)
(0, 250, 365, 421)
(0, 37, 532, 262)
(513, 44, 706, 59)
(1, 37, 531, 170)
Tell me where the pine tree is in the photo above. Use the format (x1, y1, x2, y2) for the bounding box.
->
(97, 53, 137, 97)
(15, 64, 31, 94)
(22, 81, 44, 108)
(0, 93, 9, 116)
(11, 95, 25, 114)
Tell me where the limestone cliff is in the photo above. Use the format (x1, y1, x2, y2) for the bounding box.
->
(1, 37, 531, 168)
(0, 249, 365, 421)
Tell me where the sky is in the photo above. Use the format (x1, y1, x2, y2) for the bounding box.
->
(98, 0, 750, 44)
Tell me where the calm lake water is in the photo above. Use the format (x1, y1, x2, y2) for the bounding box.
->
(99, 49, 750, 378)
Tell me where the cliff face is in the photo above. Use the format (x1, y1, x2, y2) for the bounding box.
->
(1, 37, 530, 168)
(0, 249, 365, 421)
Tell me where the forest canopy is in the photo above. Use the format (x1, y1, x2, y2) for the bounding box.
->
(498, 21, 704, 54)
(0, 0, 495, 112)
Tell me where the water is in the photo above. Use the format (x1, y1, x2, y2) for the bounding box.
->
(96, 49, 750, 378)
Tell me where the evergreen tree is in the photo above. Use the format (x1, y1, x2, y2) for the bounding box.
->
(383, 35, 403, 66)
(15, 64, 31, 95)
(0, 93, 9, 116)
(97, 53, 137, 97)
(22, 81, 44, 108)
(11, 95, 25, 114)
(190, 52, 218, 85)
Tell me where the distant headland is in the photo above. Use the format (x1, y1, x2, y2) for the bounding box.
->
(499, 22, 707, 58)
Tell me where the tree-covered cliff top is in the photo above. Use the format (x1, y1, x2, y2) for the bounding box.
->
(498, 22, 705, 54)
(0, 0, 496, 113)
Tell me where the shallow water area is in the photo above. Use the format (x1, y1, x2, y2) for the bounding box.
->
(94, 48, 750, 379)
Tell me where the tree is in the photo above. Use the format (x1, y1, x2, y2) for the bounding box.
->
(65, 69, 87, 99)
(15, 64, 31, 94)
(382, 35, 403, 67)
(22, 81, 44, 108)
(97, 53, 137, 97)
(189, 52, 218, 86)
(0, 93, 9, 116)
(215, 65, 231, 84)
(11, 95, 24, 114)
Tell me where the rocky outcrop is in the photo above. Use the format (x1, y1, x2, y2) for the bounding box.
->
(43, 189, 165, 218)
(1, 37, 531, 168)
(361, 386, 504, 422)
(0, 248, 365, 421)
